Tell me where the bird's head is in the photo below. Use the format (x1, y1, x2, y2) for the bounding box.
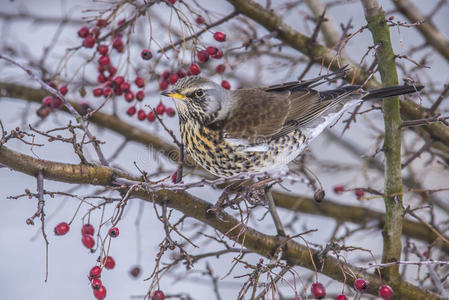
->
(160, 76, 232, 124)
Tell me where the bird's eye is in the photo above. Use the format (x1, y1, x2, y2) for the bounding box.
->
(195, 89, 205, 98)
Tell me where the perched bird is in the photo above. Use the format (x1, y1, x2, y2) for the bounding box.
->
(161, 67, 422, 177)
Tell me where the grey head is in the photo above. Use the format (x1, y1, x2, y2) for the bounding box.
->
(160, 76, 233, 124)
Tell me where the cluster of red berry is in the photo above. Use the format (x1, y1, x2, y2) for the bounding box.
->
(309, 278, 394, 299)
(36, 82, 69, 118)
(333, 185, 365, 200)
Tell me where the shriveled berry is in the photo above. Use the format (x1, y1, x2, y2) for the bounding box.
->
(90, 27, 100, 38)
(78, 26, 90, 38)
(378, 285, 394, 300)
(215, 64, 226, 74)
(197, 50, 209, 62)
(82, 224, 95, 236)
(354, 278, 369, 292)
(137, 109, 146, 121)
(91, 278, 102, 290)
(136, 90, 145, 101)
(108, 227, 119, 238)
(130, 266, 141, 278)
(37, 106, 51, 118)
(89, 266, 102, 279)
(333, 185, 345, 194)
(54, 222, 70, 235)
(335, 294, 348, 300)
(127, 106, 137, 116)
(82, 234, 95, 249)
(59, 85, 68, 96)
(93, 285, 106, 300)
(152, 290, 165, 300)
(97, 44, 108, 55)
(168, 74, 178, 85)
(120, 82, 131, 92)
(355, 189, 365, 199)
(93, 88, 103, 97)
(165, 107, 176, 117)
(79, 102, 92, 115)
(189, 63, 201, 75)
(112, 38, 124, 52)
(83, 36, 96, 48)
(147, 111, 156, 122)
(212, 49, 223, 59)
(195, 15, 205, 25)
(213, 31, 226, 42)
(311, 282, 326, 299)
(177, 69, 186, 78)
(141, 49, 153, 60)
(134, 77, 145, 88)
(103, 256, 115, 269)
(221, 80, 231, 90)
(159, 80, 169, 90)
(103, 87, 113, 97)
(124, 91, 134, 102)
(156, 102, 166, 114)
(96, 19, 107, 27)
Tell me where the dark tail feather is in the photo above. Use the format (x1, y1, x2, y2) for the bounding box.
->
(362, 85, 423, 100)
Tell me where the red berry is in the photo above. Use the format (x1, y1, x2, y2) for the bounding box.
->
(134, 76, 145, 88)
(215, 64, 226, 74)
(212, 49, 223, 59)
(195, 16, 205, 25)
(103, 87, 113, 97)
(127, 106, 137, 116)
(103, 256, 115, 269)
(82, 224, 95, 236)
(161, 70, 170, 80)
(93, 88, 103, 97)
(96, 19, 107, 27)
(89, 266, 102, 279)
(42, 96, 53, 106)
(82, 234, 95, 249)
(59, 85, 68, 96)
(168, 74, 179, 84)
(213, 31, 226, 42)
(156, 102, 166, 114)
(333, 185, 345, 194)
(152, 290, 165, 300)
(159, 80, 169, 90)
(120, 82, 131, 92)
(91, 278, 102, 290)
(137, 109, 146, 121)
(189, 63, 201, 75)
(51, 97, 63, 109)
(197, 50, 209, 62)
(171, 171, 177, 183)
(97, 44, 108, 55)
(124, 91, 134, 102)
(354, 278, 369, 292)
(141, 49, 153, 60)
(311, 282, 326, 299)
(83, 36, 96, 48)
(93, 285, 107, 300)
(78, 26, 90, 38)
(166, 0, 176, 4)
(165, 107, 176, 117)
(221, 80, 231, 90)
(97, 73, 107, 83)
(98, 55, 110, 66)
(113, 87, 122, 96)
(114, 76, 125, 86)
(130, 266, 141, 278)
(79, 102, 92, 115)
(48, 81, 58, 89)
(112, 38, 124, 52)
(108, 227, 119, 238)
(335, 294, 348, 300)
(117, 19, 125, 27)
(378, 285, 394, 300)
(355, 189, 365, 199)
(54, 222, 70, 235)
(135, 90, 144, 101)
(206, 46, 218, 55)
(107, 65, 117, 76)
(177, 69, 187, 78)
(147, 111, 156, 122)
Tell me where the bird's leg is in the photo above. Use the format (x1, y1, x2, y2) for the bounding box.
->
(264, 185, 286, 237)
(207, 181, 243, 217)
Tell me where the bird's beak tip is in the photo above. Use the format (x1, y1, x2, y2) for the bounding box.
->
(160, 89, 185, 100)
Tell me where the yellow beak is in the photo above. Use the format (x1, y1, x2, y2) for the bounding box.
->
(160, 89, 185, 100)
